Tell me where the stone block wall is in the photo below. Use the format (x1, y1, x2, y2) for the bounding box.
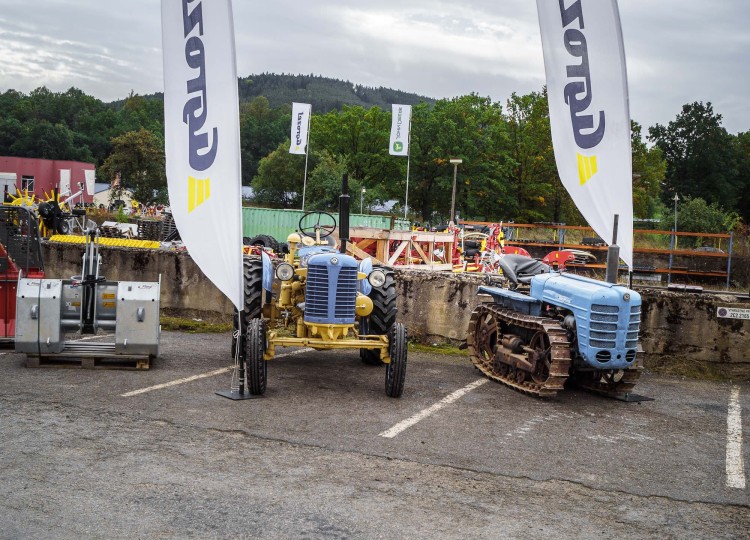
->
(39, 243, 750, 378)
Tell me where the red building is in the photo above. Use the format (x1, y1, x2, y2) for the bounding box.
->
(0, 157, 95, 203)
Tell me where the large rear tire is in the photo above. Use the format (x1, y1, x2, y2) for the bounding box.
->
(246, 318, 268, 395)
(247, 234, 279, 253)
(231, 256, 263, 358)
(360, 268, 397, 365)
(385, 323, 407, 397)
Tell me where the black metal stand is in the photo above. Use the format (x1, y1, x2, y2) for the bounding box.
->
(215, 389, 261, 400)
(216, 319, 260, 400)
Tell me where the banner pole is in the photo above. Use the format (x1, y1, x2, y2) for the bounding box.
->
(301, 108, 311, 211)
(404, 154, 411, 223)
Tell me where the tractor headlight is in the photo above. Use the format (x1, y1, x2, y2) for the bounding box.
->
(368, 269, 386, 288)
(276, 263, 295, 281)
(623, 293, 631, 301)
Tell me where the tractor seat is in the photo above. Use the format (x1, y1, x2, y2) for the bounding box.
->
(498, 254, 550, 284)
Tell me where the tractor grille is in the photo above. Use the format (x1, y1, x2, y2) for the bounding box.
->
(627, 305, 641, 348)
(334, 267, 358, 319)
(590, 304, 619, 349)
(306, 264, 330, 319)
(305, 263, 358, 323)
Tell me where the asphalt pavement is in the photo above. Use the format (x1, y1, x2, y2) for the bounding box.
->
(0, 330, 748, 539)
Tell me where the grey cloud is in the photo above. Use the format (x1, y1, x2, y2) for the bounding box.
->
(0, 0, 747, 134)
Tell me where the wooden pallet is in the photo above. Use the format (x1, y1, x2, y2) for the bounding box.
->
(26, 355, 150, 371)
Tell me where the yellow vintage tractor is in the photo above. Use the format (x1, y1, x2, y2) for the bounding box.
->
(232, 183, 407, 398)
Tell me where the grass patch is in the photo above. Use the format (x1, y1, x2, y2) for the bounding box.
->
(161, 316, 232, 333)
(646, 357, 750, 382)
(409, 342, 465, 356)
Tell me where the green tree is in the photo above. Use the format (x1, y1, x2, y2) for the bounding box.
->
(670, 196, 739, 237)
(303, 150, 351, 211)
(631, 121, 666, 219)
(98, 129, 167, 204)
(312, 105, 402, 202)
(252, 140, 310, 208)
(118, 93, 164, 135)
(239, 97, 290, 184)
(410, 95, 512, 223)
(648, 102, 740, 211)
(734, 131, 750, 223)
(10, 120, 92, 162)
(504, 90, 561, 222)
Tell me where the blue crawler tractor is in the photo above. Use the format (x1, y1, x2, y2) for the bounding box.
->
(467, 254, 643, 398)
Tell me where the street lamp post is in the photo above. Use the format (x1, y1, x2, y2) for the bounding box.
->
(668, 193, 679, 285)
(360, 187, 366, 214)
(449, 158, 462, 224)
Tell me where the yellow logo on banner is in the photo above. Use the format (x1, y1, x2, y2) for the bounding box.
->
(188, 176, 211, 213)
(577, 153, 598, 186)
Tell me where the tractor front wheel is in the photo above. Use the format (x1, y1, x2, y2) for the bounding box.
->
(360, 268, 396, 366)
(385, 323, 407, 398)
(246, 318, 268, 395)
(232, 256, 263, 359)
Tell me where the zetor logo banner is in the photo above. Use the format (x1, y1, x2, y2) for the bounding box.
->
(161, 0, 243, 309)
(537, 0, 634, 269)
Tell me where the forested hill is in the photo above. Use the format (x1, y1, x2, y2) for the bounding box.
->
(116, 73, 434, 113)
(237, 73, 434, 112)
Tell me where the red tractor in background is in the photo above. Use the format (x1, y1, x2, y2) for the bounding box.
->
(0, 206, 45, 343)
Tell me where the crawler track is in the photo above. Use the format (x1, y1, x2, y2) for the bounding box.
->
(467, 303, 644, 399)
(467, 304, 571, 398)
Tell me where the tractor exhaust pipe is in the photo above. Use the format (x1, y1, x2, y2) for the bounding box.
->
(605, 214, 620, 284)
(339, 173, 350, 254)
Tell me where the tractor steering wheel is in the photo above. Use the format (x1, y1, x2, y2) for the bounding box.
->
(298, 211, 337, 240)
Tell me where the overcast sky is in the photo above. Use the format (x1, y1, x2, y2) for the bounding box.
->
(0, 0, 748, 134)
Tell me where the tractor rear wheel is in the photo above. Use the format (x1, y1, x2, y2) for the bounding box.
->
(231, 256, 263, 359)
(246, 318, 267, 395)
(247, 234, 279, 253)
(360, 268, 397, 365)
(385, 323, 407, 397)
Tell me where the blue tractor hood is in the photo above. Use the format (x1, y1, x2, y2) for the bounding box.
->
(531, 272, 642, 369)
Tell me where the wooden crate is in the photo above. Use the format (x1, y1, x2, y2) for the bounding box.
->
(26, 354, 150, 371)
(348, 227, 455, 270)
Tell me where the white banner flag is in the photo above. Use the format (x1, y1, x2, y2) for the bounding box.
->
(162, 0, 243, 309)
(389, 104, 412, 156)
(289, 103, 311, 155)
(537, 0, 633, 268)
(59, 169, 71, 196)
(84, 169, 96, 196)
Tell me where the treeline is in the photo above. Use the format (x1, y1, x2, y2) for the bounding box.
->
(0, 77, 748, 233)
(238, 73, 434, 113)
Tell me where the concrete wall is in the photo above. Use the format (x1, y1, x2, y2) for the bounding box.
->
(639, 289, 750, 378)
(41, 242, 234, 320)
(40, 243, 750, 378)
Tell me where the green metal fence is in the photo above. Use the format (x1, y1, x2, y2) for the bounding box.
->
(242, 207, 410, 241)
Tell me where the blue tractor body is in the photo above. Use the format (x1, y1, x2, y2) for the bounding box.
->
(479, 271, 641, 371)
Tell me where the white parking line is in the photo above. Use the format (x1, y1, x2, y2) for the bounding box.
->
(379, 379, 488, 438)
(120, 348, 312, 397)
(726, 385, 746, 489)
